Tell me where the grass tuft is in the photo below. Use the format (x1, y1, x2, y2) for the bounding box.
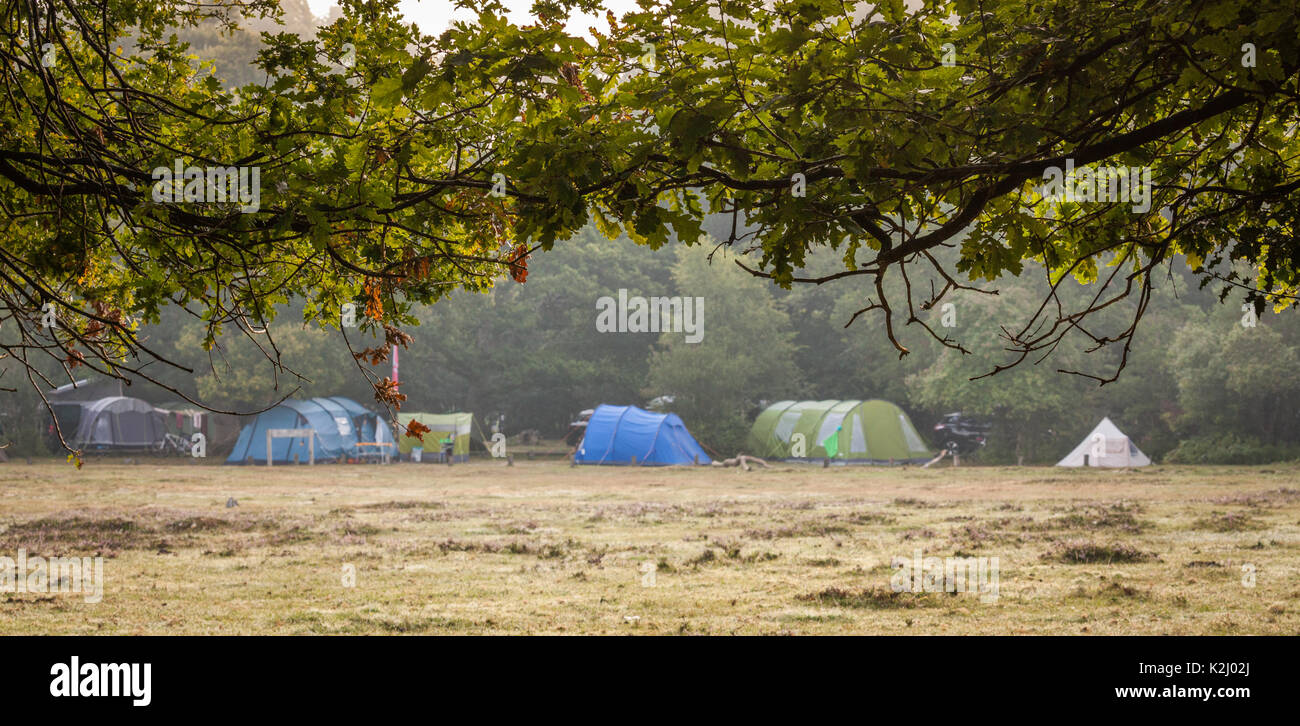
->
(1044, 539, 1153, 564)
(797, 586, 937, 609)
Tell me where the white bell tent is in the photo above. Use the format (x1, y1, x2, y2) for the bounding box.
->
(1056, 417, 1151, 467)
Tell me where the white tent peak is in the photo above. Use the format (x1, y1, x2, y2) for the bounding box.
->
(1057, 417, 1151, 467)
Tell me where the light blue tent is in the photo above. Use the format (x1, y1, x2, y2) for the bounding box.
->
(224, 397, 395, 465)
(573, 404, 711, 466)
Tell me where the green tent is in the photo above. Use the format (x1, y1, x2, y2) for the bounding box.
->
(397, 412, 473, 462)
(746, 400, 933, 464)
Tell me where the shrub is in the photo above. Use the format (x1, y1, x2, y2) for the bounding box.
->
(1044, 539, 1153, 564)
(1164, 433, 1300, 465)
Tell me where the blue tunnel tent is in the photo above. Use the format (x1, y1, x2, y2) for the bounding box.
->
(573, 404, 711, 466)
(224, 397, 396, 465)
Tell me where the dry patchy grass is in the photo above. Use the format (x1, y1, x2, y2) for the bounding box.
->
(0, 459, 1297, 634)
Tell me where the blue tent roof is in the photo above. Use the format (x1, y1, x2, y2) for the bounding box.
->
(573, 404, 711, 466)
(224, 397, 395, 465)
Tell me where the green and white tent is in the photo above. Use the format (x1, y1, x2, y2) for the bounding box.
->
(746, 400, 933, 464)
(397, 412, 474, 462)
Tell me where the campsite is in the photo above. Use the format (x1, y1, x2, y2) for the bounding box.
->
(2, 384, 1296, 636)
(9, 368, 1296, 636)
(4, 1, 1300, 699)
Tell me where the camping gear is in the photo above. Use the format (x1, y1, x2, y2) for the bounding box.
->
(60, 396, 167, 452)
(572, 404, 711, 466)
(326, 396, 397, 462)
(1056, 417, 1151, 467)
(563, 409, 595, 447)
(396, 413, 473, 463)
(224, 397, 396, 465)
(746, 400, 933, 464)
(154, 404, 241, 455)
(822, 426, 841, 458)
(932, 412, 990, 453)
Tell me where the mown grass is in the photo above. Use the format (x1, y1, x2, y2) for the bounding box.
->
(0, 460, 1297, 634)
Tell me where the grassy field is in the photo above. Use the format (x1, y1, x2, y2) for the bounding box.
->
(1, 459, 1297, 635)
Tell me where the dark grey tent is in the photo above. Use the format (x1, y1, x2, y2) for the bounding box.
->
(69, 396, 166, 451)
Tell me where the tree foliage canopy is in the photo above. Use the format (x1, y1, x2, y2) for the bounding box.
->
(2, 0, 1298, 445)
